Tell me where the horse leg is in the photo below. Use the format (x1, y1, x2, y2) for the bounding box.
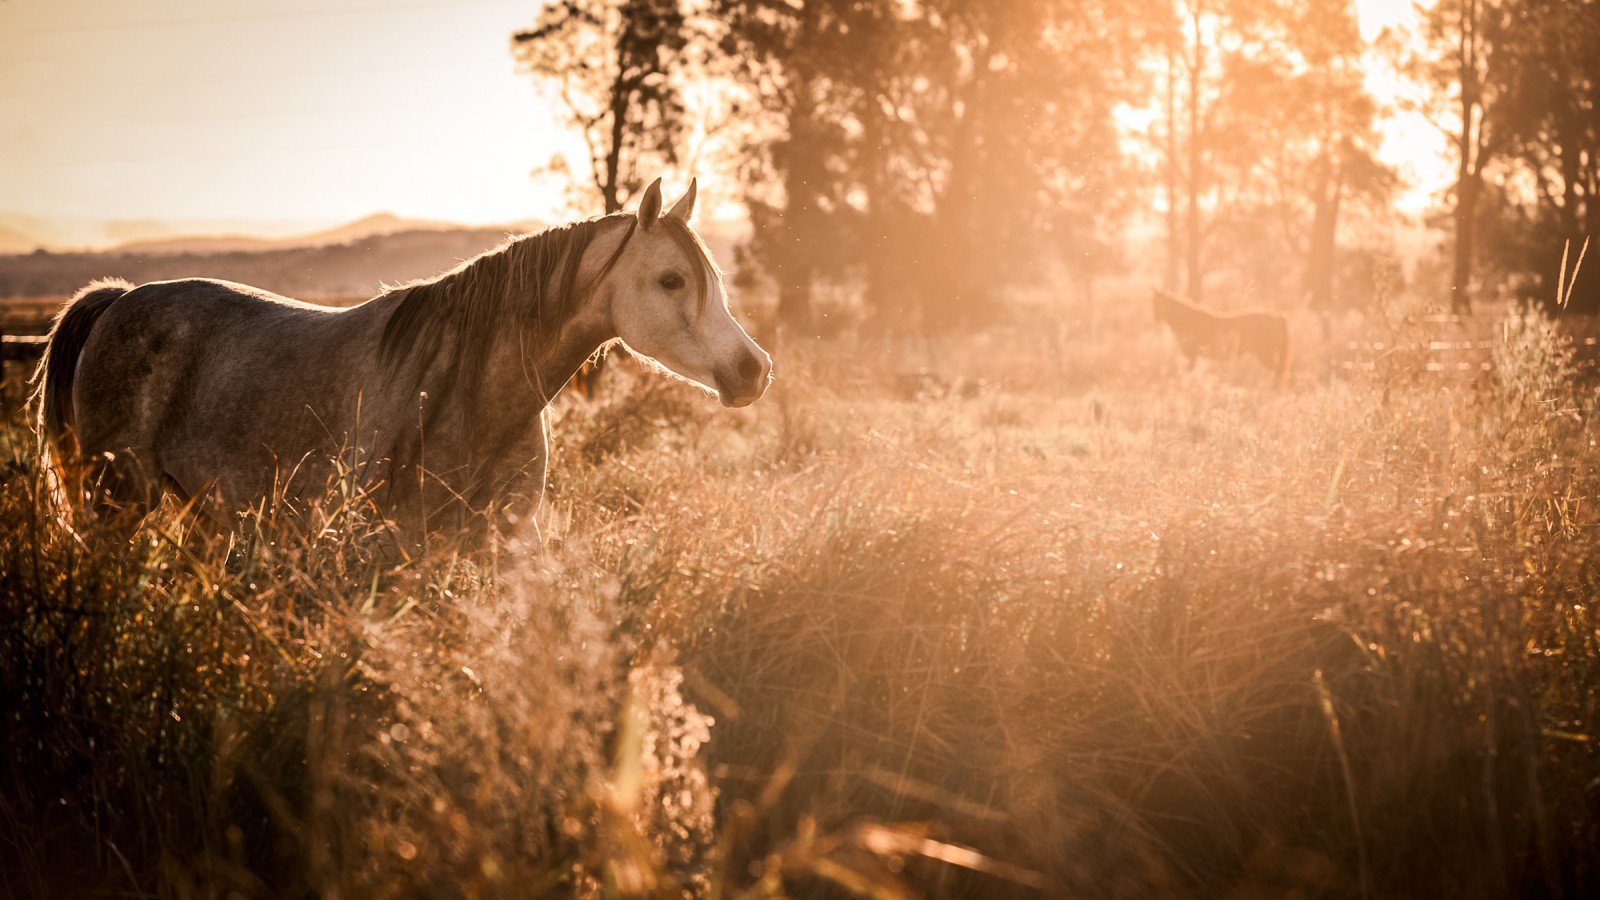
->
(83, 445, 166, 518)
(69, 314, 188, 521)
(1176, 338, 1200, 372)
(73, 382, 170, 518)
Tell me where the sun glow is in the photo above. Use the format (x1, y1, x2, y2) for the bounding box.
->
(1355, 0, 1450, 216)
(2, 0, 1453, 241)
(1114, 0, 1448, 222)
(0, 0, 580, 233)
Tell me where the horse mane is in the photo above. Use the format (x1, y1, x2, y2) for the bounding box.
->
(378, 212, 637, 405)
(376, 210, 724, 423)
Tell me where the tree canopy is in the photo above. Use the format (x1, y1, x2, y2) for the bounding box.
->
(514, 0, 1600, 321)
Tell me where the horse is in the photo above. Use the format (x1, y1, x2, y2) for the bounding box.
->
(32, 178, 772, 540)
(1151, 289, 1291, 386)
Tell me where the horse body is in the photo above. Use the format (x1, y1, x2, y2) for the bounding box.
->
(68, 278, 557, 522)
(1152, 289, 1290, 385)
(36, 179, 770, 538)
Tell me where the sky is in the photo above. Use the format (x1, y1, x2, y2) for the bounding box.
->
(1, 0, 1446, 237)
(1353, 0, 1449, 216)
(0, 0, 573, 230)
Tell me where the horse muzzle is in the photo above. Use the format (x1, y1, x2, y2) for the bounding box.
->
(714, 348, 772, 408)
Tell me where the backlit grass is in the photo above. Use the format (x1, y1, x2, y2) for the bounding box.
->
(2, 289, 1597, 897)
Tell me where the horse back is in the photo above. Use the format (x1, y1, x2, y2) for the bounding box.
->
(80, 278, 360, 419)
(73, 278, 381, 501)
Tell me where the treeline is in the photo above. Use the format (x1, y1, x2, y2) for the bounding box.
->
(517, 0, 1156, 330)
(514, 0, 1600, 324)
(1421, 0, 1600, 314)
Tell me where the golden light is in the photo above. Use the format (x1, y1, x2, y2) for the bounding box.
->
(0, 0, 580, 238)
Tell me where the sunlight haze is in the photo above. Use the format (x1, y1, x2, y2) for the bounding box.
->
(3, 0, 1446, 238)
(7, 0, 1600, 894)
(0, 0, 573, 234)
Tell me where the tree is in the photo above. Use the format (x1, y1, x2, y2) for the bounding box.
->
(513, 0, 692, 215)
(1488, 0, 1600, 311)
(1242, 0, 1391, 311)
(514, 0, 698, 395)
(718, 0, 1150, 330)
(1414, 0, 1512, 314)
(1178, 0, 1212, 304)
(1152, 0, 1245, 305)
(712, 0, 867, 330)
(1153, 0, 1389, 308)
(913, 0, 1152, 326)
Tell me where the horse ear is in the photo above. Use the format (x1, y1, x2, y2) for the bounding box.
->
(667, 178, 698, 223)
(636, 178, 664, 230)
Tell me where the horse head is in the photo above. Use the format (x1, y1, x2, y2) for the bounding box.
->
(596, 178, 772, 408)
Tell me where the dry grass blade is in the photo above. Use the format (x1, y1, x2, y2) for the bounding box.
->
(851, 823, 1049, 892)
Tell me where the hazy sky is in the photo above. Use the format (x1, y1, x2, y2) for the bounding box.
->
(1, 0, 1441, 231)
(1, 0, 572, 227)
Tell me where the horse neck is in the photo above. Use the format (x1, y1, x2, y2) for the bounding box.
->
(1158, 293, 1211, 328)
(483, 302, 611, 414)
(373, 242, 615, 509)
(383, 221, 626, 409)
(477, 228, 623, 412)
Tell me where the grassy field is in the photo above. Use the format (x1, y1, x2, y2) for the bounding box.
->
(2, 285, 1598, 897)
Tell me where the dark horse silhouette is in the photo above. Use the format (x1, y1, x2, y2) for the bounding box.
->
(1152, 289, 1290, 386)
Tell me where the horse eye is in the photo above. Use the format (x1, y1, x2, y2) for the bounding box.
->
(659, 272, 686, 291)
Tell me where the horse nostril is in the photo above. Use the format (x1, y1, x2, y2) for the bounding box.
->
(736, 352, 763, 383)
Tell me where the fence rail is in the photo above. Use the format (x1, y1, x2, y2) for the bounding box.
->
(1329, 321, 1600, 380)
(1, 299, 59, 389)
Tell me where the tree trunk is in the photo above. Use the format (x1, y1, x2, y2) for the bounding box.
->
(775, 238, 815, 330)
(1306, 146, 1344, 311)
(603, 81, 628, 214)
(1450, 0, 1479, 316)
(1452, 172, 1478, 316)
(860, 100, 899, 327)
(776, 89, 818, 331)
(1164, 49, 1181, 293)
(1184, 5, 1205, 305)
(936, 53, 991, 329)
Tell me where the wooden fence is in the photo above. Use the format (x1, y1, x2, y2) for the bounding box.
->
(0, 298, 57, 386)
(1327, 313, 1600, 383)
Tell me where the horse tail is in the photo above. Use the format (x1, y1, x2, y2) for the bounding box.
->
(30, 278, 131, 450)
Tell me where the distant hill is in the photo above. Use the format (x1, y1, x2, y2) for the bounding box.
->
(109, 212, 473, 256)
(0, 214, 67, 254)
(103, 234, 287, 256)
(0, 227, 520, 301)
(0, 212, 327, 254)
(295, 212, 473, 247)
(0, 218, 746, 302)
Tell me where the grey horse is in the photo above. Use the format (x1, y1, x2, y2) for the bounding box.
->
(32, 178, 771, 540)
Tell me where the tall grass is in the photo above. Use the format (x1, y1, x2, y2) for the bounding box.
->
(2, 295, 1598, 897)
